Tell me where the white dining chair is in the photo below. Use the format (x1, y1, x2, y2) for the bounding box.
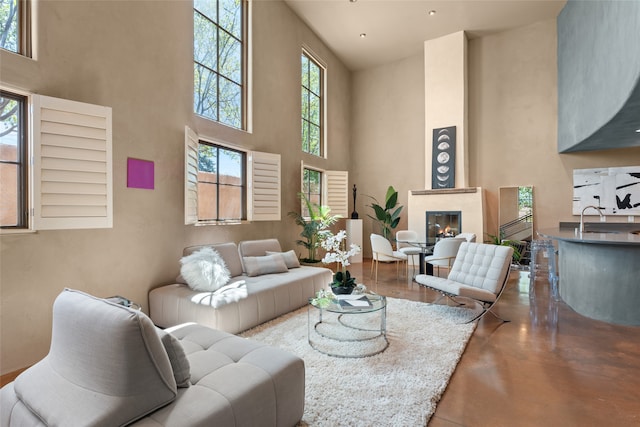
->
(455, 233, 477, 242)
(424, 237, 465, 277)
(370, 233, 408, 283)
(396, 230, 423, 275)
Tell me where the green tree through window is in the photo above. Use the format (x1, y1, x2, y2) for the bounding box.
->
(0, 0, 19, 53)
(301, 51, 323, 156)
(194, 0, 245, 129)
(302, 168, 321, 217)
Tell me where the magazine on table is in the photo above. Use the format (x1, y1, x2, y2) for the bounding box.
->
(336, 295, 373, 309)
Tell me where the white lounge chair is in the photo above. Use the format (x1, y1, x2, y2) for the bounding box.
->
(416, 242, 514, 323)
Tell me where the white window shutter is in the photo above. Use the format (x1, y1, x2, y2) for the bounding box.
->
(184, 126, 199, 225)
(323, 170, 348, 218)
(248, 151, 281, 221)
(32, 95, 113, 230)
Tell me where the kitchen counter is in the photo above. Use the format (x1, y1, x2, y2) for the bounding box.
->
(539, 226, 640, 245)
(538, 226, 640, 326)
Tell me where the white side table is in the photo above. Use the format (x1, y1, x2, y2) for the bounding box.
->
(346, 219, 363, 263)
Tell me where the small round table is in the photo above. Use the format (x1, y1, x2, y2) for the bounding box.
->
(396, 239, 435, 275)
(307, 293, 388, 358)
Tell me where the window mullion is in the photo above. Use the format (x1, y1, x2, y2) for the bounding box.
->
(215, 21, 221, 126)
(215, 147, 220, 221)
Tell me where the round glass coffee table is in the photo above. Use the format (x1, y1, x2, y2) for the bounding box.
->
(307, 293, 388, 358)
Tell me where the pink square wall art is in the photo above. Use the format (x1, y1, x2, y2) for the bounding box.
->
(127, 158, 154, 190)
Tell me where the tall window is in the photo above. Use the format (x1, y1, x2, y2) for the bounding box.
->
(198, 142, 246, 221)
(302, 167, 321, 217)
(301, 51, 324, 156)
(1, 0, 30, 56)
(0, 90, 27, 228)
(194, 0, 246, 130)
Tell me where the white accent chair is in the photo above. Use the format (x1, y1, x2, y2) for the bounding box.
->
(455, 232, 477, 242)
(416, 242, 514, 323)
(396, 230, 423, 274)
(370, 233, 408, 283)
(424, 237, 465, 277)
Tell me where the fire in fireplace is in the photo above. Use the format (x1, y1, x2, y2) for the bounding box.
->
(425, 211, 461, 244)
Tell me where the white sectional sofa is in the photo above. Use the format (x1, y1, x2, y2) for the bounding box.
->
(149, 239, 333, 334)
(1, 289, 305, 427)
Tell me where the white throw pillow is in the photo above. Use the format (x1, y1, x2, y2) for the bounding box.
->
(242, 254, 289, 277)
(265, 250, 301, 269)
(156, 327, 191, 388)
(180, 247, 231, 291)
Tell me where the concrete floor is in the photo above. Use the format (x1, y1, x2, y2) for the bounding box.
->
(2, 260, 638, 426)
(357, 260, 640, 427)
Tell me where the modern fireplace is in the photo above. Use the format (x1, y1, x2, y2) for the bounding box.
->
(425, 211, 461, 244)
(408, 188, 484, 256)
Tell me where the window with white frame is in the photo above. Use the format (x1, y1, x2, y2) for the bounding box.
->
(0, 0, 32, 56)
(0, 89, 113, 232)
(301, 50, 324, 157)
(193, 0, 247, 130)
(197, 141, 246, 221)
(301, 165, 348, 219)
(185, 126, 280, 224)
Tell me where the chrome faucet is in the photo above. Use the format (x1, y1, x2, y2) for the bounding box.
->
(580, 205, 604, 233)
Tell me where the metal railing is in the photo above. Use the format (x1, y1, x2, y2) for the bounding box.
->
(500, 213, 532, 241)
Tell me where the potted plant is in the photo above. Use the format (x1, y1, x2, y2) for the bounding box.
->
(319, 229, 361, 294)
(486, 231, 523, 263)
(288, 193, 340, 264)
(367, 185, 403, 243)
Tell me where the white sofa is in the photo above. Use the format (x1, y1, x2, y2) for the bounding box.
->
(0, 289, 305, 427)
(149, 239, 332, 334)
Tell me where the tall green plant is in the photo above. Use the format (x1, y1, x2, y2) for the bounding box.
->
(367, 186, 403, 242)
(288, 193, 340, 263)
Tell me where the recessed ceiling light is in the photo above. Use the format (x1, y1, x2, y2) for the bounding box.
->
(350, 0, 357, 3)
(428, 10, 436, 16)
(635, 128, 640, 133)
(359, 33, 367, 38)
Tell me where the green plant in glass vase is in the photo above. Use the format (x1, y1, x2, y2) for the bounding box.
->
(319, 229, 361, 294)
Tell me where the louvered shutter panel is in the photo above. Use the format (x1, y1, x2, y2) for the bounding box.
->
(32, 95, 113, 230)
(184, 126, 199, 225)
(323, 170, 348, 218)
(248, 151, 281, 221)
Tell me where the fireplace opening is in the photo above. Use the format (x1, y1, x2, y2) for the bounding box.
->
(425, 211, 461, 244)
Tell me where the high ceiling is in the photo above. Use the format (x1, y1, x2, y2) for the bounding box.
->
(283, 0, 567, 71)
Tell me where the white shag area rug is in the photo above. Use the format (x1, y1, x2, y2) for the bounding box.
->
(240, 298, 477, 426)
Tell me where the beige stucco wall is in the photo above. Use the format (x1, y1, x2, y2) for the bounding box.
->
(424, 31, 469, 189)
(352, 17, 638, 260)
(350, 53, 426, 253)
(2, 4, 638, 376)
(0, 0, 351, 375)
(469, 18, 639, 233)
